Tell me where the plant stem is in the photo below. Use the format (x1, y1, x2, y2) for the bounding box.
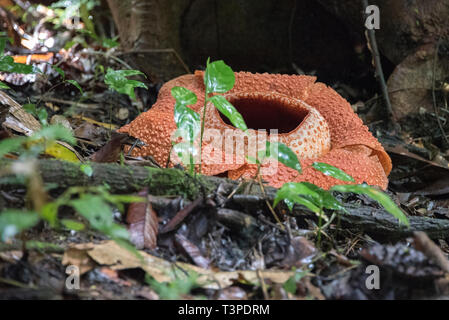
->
(199, 90, 209, 174)
(317, 207, 323, 247)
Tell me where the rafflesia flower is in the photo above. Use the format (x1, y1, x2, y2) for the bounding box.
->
(118, 71, 392, 190)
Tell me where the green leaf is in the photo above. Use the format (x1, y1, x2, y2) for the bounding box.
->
(171, 87, 197, 106)
(312, 162, 355, 182)
(23, 103, 37, 115)
(70, 194, 130, 240)
(70, 194, 113, 230)
(274, 182, 320, 213)
(0, 210, 39, 242)
(31, 125, 76, 145)
(300, 182, 346, 212)
(204, 59, 235, 93)
(0, 37, 6, 56)
(52, 65, 65, 79)
(283, 269, 308, 294)
(0, 137, 26, 158)
(265, 141, 301, 174)
(66, 79, 83, 94)
(0, 81, 10, 89)
(174, 102, 201, 141)
(36, 108, 48, 126)
(209, 95, 247, 131)
(330, 184, 409, 226)
(80, 164, 93, 177)
(101, 37, 119, 49)
(41, 202, 60, 227)
(0, 56, 36, 74)
(173, 142, 198, 173)
(60, 219, 85, 231)
(104, 68, 148, 100)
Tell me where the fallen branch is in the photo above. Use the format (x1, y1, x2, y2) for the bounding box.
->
(2, 159, 449, 240)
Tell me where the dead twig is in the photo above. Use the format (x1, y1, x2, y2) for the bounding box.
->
(362, 0, 397, 127)
(431, 39, 449, 145)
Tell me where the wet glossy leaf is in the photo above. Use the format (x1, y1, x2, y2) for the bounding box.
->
(209, 95, 247, 131)
(0, 210, 39, 242)
(171, 87, 197, 105)
(0, 55, 36, 74)
(60, 219, 85, 231)
(204, 59, 235, 93)
(104, 68, 148, 100)
(300, 182, 346, 212)
(265, 141, 301, 174)
(312, 162, 355, 182)
(274, 182, 320, 213)
(174, 102, 200, 141)
(66, 79, 83, 94)
(331, 184, 409, 226)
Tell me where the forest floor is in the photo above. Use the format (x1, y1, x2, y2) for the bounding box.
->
(1, 2, 449, 300)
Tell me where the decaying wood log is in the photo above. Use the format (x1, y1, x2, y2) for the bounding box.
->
(2, 159, 449, 240)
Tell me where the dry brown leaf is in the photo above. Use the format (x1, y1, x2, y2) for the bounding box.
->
(90, 132, 129, 163)
(388, 44, 449, 120)
(62, 243, 97, 275)
(126, 189, 158, 250)
(86, 240, 294, 290)
(175, 234, 210, 269)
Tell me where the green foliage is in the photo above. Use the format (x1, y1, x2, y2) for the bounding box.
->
(274, 163, 409, 227)
(80, 164, 93, 177)
(1, 185, 144, 249)
(0, 124, 75, 161)
(263, 141, 301, 174)
(283, 269, 309, 294)
(0, 210, 39, 242)
(171, 59, 248, 173)
(204, 58, 235, 94)
(330, 183, 409, 226)
(0, 34, 39, 89)
(312, 162, 355, 182)
(209, 95, 247, 131)
(0, 55, 36, 74)
(171, 87, 201, 175)
(174, 102, 201, 142)
(104, 68, 148, 100)
(171, 86, 198, 105)
(24, 103, 48, 126)
(66, 79, 83, 94)
(70, 193, 129, 240)
(145, 272, 200, 300)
